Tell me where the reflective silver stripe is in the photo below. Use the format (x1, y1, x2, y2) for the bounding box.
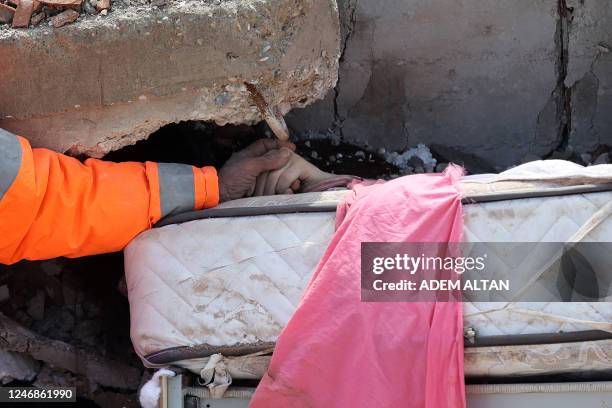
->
(157, 163, 196, 218)
(0, 128, 23, 201)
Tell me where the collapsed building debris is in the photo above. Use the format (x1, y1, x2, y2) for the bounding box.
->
(0, 253, 144, 404)
(0, 0, 341, 157)
(0, 0, 109, 29)
(0, 312, 141, 389)
(0, 350, 39, 384)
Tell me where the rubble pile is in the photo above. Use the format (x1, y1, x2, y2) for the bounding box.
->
(0, 0, 110, 28)
(0, 255, 144, 406)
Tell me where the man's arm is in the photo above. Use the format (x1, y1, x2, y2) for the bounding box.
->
(0, 129, 293, 264)
(0, 128, 220, 264)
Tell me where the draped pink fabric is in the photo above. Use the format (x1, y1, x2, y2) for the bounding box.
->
(250, 168, 466, 408)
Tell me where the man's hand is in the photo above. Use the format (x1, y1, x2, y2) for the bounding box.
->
(217, 138, 295, 202)
(253, 151, 358, 196)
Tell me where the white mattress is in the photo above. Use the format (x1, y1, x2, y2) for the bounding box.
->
(125, 162, 612, 366)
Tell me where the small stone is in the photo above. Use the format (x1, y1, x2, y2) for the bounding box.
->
(336, 153, 343, 160)
(100, 8, 107, 15)
(435, 162, 449, 173)
(304, 140, 311, 148)
(27, 290, 46, 321)
(354, 150, 366, 159)
(593, 152, 610, 165)
(95, 0, 109, 11)
(50, 9, 78, 28)
(83, 1, 96, 14)
(30, 12, 44, 25)
(377, 147, 386, 156)
(310, 150, 319, 160)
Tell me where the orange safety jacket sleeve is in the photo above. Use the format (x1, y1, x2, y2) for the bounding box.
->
(0, 129, 219, 264)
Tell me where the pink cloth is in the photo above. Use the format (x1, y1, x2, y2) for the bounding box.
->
(250, 168, 466, 408)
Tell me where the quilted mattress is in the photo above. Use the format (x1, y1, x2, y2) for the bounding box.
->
(124, 161, 612, 371)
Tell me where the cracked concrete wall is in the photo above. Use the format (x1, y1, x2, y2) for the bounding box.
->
(566, 0, 612, 153)
(0, 0, 340, 156)
(289, 0, 612, 169)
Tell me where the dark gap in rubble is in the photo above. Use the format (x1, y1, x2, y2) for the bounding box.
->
(104, 121, 265, 169)
(105, 120, 401, 179)
(0, 253, 143, 406)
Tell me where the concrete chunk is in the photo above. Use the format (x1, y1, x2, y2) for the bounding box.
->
(50, 8, 79, 28)
(0, 351, 40, 384)
(0, 0, 340, 156)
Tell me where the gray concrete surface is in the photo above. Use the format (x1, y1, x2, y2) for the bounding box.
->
(0, 0, 340, 156)
(289, 0, 612, 169)
(566, 0, 612, 154)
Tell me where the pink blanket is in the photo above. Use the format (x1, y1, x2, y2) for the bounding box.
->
(250, 168, 466, 408)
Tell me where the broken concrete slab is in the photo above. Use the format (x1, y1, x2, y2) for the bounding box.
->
(566, 1, 612, 153)
(0, 350, 40, 384)
(0, 312, 141, 389)
(0, 0, 340, 156)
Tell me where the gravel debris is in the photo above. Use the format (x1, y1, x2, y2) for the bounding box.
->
(384, 144, 437, 172)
